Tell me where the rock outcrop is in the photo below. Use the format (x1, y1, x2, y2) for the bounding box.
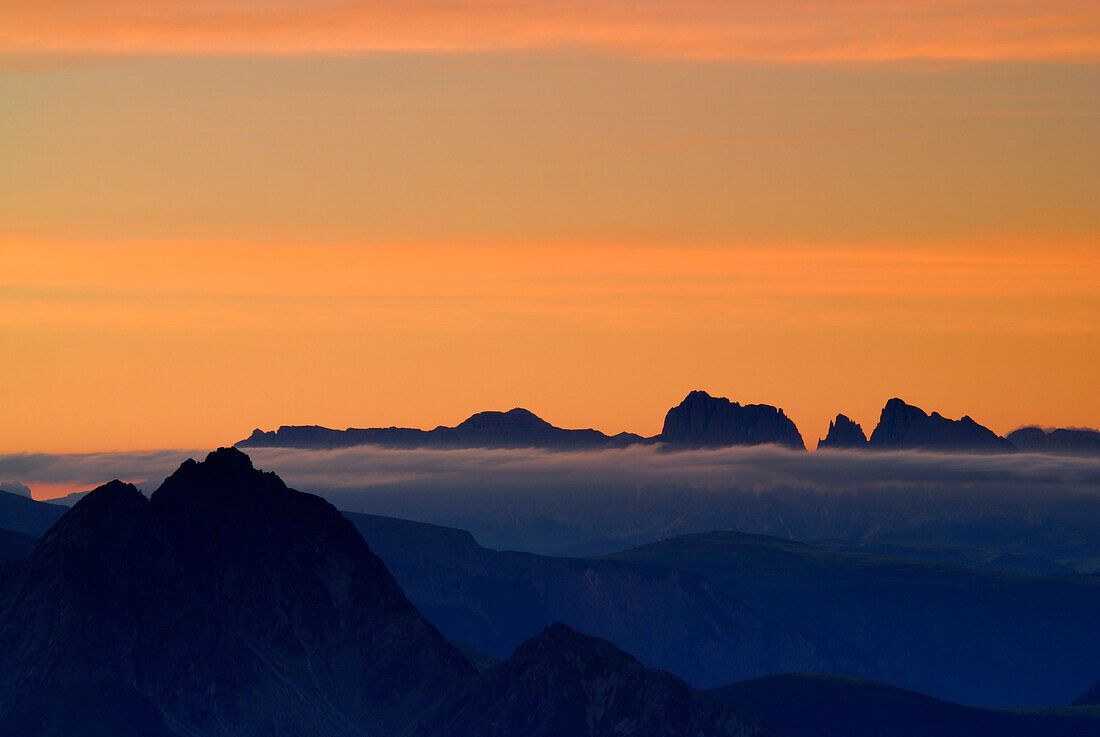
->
(659, 391, 806, 450)
(867, 399, 1013, 452)
(0, 448, 472, 737)
(816, 414, 868, 450)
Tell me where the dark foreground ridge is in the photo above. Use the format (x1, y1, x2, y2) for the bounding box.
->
(0, 448, 769, 737)
(421, 623, 772, 737)
(707, 673, 1100, 737)
(237, 391, 1097, 455)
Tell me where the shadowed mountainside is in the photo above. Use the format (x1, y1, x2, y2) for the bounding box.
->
(605, 531, 1100, 707)
(0, 489, 68, 537)
(707, 673, 1100, 737)
(0, 449, 770, 737)
(347, 512, 830, 689)
(0, 528, 35, 562)
(1007, 426, 1100, 456)
(421, 623, 773, 737)
(0, 449, 473, 736)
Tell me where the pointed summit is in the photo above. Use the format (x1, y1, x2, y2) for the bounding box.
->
(817, 414, 868, 450)
(659, 391, 805, 450)
(421, 622, 771, 737)
(868, 399, 1013, 452)
(0, 450, 472, 737)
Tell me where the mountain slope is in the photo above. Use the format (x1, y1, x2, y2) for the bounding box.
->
(0, 448, 472, 737)
(0, 489, 68, 537)
(418, 623, 773, 737)
(605, 531, 1100, 707)
(707, 673, 1100, 737)
(347, 512, 828, 689)
(0, 528, 35, 561)
(867, 398, 1013, 452)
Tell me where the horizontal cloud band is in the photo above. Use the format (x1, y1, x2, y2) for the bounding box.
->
(3, 1, 1098, 63)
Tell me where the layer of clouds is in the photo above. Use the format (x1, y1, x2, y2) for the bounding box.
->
(3, 1, 1097, 63)
(4, 444, 1099, 552)
(3, 444, 1098, 500)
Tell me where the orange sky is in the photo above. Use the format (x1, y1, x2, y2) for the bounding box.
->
(3, 0, 1098, 62)
(1, 3, 1097, 453)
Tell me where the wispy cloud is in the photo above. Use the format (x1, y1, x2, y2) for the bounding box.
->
(3, 1, 1097, 63)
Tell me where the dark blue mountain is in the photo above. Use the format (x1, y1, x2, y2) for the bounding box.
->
(816, 413, 868, 449)
(239, 407, 646, 451)
(867, 398, 1014, 452)
(1007, 426, 1100, 456)
(659, 391, 806, 450)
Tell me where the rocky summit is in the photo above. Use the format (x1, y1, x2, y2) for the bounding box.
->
(867, 398, 1014, 452)
(0, 448, 772, 737)
(0, 448, 472, 737)
(816, 414, 868, 449)
(418, 622, 772, 737)
(659, 391, 806, 450)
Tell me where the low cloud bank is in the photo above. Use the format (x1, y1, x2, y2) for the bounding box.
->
(3, 444, 1098, 559)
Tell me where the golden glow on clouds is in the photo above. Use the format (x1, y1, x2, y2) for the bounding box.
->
(2, 0, 1098, 63)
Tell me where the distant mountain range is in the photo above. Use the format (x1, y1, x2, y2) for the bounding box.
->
(0, 449, 767, 737)
(238, 390, 1099, 455)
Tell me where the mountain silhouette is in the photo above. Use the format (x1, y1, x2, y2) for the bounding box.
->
(659, 391, 806, 450)
(867, 398, 1014, 452)
(816, 414, 868, 449)
(1007, 426, 1100, 456)
(0, 449, 472, 736)
(239, 407, 645, 451)
(420, 622, 772, 737)
(0, 449, 772, 737)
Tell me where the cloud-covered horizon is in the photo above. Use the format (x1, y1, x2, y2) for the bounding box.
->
(3, 0, 1097, 63)
(4, 443, 1098, 500)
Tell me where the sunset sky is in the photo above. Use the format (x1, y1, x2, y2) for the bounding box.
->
(2, 1, 1098, 453)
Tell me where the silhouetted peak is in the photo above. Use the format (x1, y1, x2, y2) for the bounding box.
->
(501, 622, 639, 675)
(455, 407, 553, 431)
(661, 391, 805, 450)
(154, 447, 285, 505)
(817, 413, 868, 450)
(32, 480, 158, 567)
(869, 399, 1012, 452)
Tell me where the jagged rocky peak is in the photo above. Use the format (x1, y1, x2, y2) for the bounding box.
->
(867, 398, 1014, 452)
(817, 413, 868, 450)
(420, 622, 773, 737)
(660, 390, 806, 450)
(0, 449, 473, 737)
